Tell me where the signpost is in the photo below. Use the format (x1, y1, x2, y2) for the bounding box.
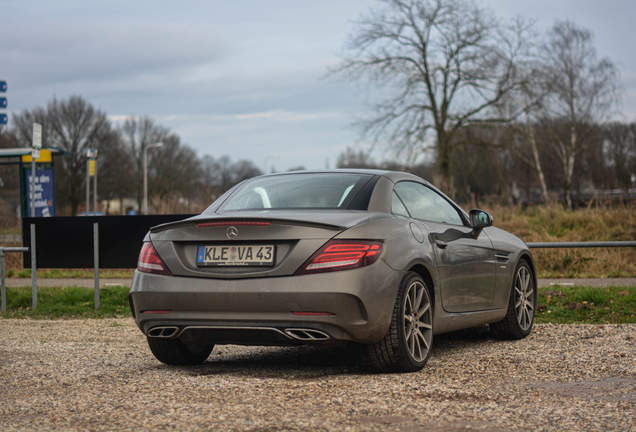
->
(0, 80, 6, 125)
(85, 149, 98, 215)
(31, 123, 42, 218)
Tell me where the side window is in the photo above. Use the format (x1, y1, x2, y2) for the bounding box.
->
(394, 181, 464, 225)
(391, 192, 410, 217)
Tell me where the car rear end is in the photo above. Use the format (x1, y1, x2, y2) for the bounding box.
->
(129, 172, 401, 348)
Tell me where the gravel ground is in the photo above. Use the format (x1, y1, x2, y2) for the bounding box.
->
(1, 319, 635, 431)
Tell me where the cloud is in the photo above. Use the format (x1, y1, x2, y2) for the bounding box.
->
(0, 24, 224, 85)
(107, 115, 135, 123)
(231, 110, 329, 121)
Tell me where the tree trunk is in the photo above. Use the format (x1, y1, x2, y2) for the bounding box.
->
(436, 132, 454, 197)
(564, 125, 577, 209)
(523, 98, 550, 203)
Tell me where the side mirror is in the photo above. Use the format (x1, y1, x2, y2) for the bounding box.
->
(469, 209, 493, 228)
(469, 209, 493, 238)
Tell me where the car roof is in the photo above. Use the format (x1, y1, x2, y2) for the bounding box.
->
(258, 169, 431, 185)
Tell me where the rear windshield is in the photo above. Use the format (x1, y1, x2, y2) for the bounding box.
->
(217, 173, 372, 211)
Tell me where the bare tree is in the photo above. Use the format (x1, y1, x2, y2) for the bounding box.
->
(13, 96, 118, 215)
(96, 134, 137, 211)
(510, 111, 551, 202)
(331, 0, 533, 195)
(203, 155, 262, 198)
(603, 122, 636, 192)
(534, 20, 621, 208)
(336, 147, 377, 168)
(149, 135, 204, 209)
(119, 116, 178, 212)
(12, 106, 48, 149)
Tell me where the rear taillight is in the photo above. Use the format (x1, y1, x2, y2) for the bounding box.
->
(295, 240, 383, 275)
(137, 242, 172, 276)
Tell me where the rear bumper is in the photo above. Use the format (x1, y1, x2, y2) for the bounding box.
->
(129, 260, 402, 345)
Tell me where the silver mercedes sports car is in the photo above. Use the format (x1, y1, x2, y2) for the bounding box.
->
(130, 170, 536, 372)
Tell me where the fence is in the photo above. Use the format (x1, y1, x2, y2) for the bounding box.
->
(3, 220, 635, 311)
(14, 215, 195, 310)
(1, 246, 29, 311)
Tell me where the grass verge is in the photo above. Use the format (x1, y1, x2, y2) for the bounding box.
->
(0, 286, 131, 319)
(5, 268, 135, 279)
(536, 285, 636, 324)
(1, 285, 634, 324)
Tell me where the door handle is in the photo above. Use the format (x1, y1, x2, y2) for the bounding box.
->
(435, 238, 447, 249)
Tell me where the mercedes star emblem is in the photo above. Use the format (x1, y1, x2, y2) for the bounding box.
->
(227, 226, 238, 239)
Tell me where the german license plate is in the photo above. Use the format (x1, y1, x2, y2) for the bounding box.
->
(196, 245, 275, 267)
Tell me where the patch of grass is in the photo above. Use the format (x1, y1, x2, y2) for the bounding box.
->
(6, 268, 135, 279)
(536, 285, 636, 324)
(0, 286, 131, 319)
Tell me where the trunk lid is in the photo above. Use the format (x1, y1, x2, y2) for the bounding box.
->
(149, 210, 382, 279)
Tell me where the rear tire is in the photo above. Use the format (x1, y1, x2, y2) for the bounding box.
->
(490, 260, 536, 340)
(368, 272, 433, 373)
(147, 337, 214, 365)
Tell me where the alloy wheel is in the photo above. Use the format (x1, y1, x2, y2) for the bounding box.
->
(514, 266, 534, 331)
(403, 280, 433, 362)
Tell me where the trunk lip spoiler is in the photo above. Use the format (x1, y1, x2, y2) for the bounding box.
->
(149, 216, 356, 234)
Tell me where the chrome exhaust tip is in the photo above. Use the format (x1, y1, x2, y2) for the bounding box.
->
(284, 328, 330, 341)
(147, 326, 179, 338)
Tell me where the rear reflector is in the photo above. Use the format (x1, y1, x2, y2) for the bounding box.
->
(295, 240, 383, 275)
(137, 242, 173, 276)
(291, 311, 336, 316)
(141, 310, 171, 314)
(196, 221, 271, 227)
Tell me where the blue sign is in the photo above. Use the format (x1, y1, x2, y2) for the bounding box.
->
(0, 97, 6, 108)
(0, 81, 6, 92)
(0, 114, 7, 125)
(25, 168, 56, 217)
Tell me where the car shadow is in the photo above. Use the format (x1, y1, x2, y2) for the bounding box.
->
(162, 326, 498, 378)
(171, 343, 373, 379)
(430, 325, 496, 355)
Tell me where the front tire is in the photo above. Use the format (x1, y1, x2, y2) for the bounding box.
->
(147, 337, 214, 365)
(368, 272, 433, 373)
(490, 260, 536, 340)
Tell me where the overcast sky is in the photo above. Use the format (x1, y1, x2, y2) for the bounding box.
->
(2, 0, 635, 172)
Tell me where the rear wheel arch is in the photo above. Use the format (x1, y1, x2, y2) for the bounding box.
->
(408, 264, 435, 313)
(368, 271, 434, 372)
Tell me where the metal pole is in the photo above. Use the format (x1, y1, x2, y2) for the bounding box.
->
(143, 145, 148, 215)
(86, 156, 90, 215)
(94, 223, 100, 309)
(1, 249, 5, 312)
(30, 224, 37, 309)
(93, 156, 97, 216)
(527, 241, 636, 248)
(31, 154, 36, 217)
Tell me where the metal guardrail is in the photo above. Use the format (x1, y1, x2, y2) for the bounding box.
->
(527, 241, 636, 248)
(2, 239, 634, 312)
(1, 246, 29, 311)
